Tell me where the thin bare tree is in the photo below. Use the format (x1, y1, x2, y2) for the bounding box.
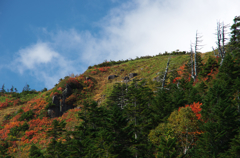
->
(190, 43, 194, 79)
(162, 56, 171, 89)
(193, 31, 203, 82)
(216, 21, 229, 66)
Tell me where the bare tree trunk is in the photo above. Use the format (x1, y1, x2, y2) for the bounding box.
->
(212, 47, 217, 57)
(194, 31, 203, 82)
(191, 43, 194, 79)
(217, 22, 223, 60)
(216, 21, 228, 66)
(162, 56, 171, 89)
(194, 32, 197, 81)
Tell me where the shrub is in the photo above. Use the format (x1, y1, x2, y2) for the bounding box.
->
(19, 110, 34, 121)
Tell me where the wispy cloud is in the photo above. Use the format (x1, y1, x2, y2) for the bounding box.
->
(15, 42, 59, 72)
(75, 0, 240, 64)
(10, 41, 81, 89)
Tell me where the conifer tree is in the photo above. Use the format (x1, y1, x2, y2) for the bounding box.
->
(0, 84, 6, 93)
(97, 103, 135, 157)
(65, 100, 107, 157)
(106, 83, 128, 109)
(194, 78, 240, 157)
(45, 120, 67, 158)
(0, 141, 12, 158)
(230, 16, 240, 52)
(123, 80, 155, 157)
(29, 144, 44, 158)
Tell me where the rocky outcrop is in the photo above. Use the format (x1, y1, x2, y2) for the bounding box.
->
(122, 76, 130, 84)
(129, 73, 137, 79)
(108, 75, 118, 80)
(47, 84, 75, 118)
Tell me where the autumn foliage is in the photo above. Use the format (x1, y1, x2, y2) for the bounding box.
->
(98, 66, 110, 72)
(179, 102, 202, 120)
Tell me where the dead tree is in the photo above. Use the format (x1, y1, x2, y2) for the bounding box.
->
(162, 56, 171, 89)
(193, 31, 203, 82)
(216, 21, 228, 66)
(190, 43, 194, 79)
(212, 46, 218, 57)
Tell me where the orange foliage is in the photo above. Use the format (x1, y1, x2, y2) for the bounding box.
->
(22, 98, 47, 115)
(173, 77, 181, 83)
(91, 71, 97, 75)
(57, 87, 63, 91)
(66, 77, 80, 88)
(83, 79, 94, 90)
(65, 94, 77, 105)
(179, 102, 202, 120)
(0, 121, 24, 139)
(0, 98, 19, 109)
(177, 65, 185, 76)
(98, 66, 110, 72)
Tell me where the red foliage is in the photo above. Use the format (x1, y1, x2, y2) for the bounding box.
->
(173, 77, 181, 83)
(98, 66, 110, 72)
(179, 102, 202, 120)
(57, 87, 63, 91)
(25, 130, 37, 138)
(83, 79, 94, 90)
(53, 92, 60, 96)
(177, 65, 185, 76)
(21, 98, 47, 115)
(0, 98, 16, 109)
(65, 94, 77, 105)
(66, 77, 80, 88)
(91, 71, 97, 75)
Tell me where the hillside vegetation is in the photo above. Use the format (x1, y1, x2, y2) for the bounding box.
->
(0, 16, 239, 157)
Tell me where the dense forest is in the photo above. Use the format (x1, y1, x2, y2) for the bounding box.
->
(0, 16, 240, 158)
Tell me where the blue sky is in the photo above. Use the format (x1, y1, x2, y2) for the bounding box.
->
(0, 0, 239, 92)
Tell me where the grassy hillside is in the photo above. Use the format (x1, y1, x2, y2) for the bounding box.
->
(0, 50, 217, 157)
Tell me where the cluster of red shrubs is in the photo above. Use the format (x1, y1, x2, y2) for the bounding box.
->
(98, 66, 110, 72)
(65, 94, 77, 105)
(0, 98, 20, 110)
(91, 71, 97, 75)
(66, 77, 81, 89)
(83, 79, 94, 90)
(57, 87, 63, 91)
(179, 102, 202, 120)
(172, 77, 181, 84)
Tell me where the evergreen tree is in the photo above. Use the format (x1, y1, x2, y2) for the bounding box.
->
(9, 86, 14, 93)
(0, 141, 12, 158)
(65, 100, 107, 157)
(0, 84, 6, 93)
(123, 80, 155, 157)
(97, 103, 135, 157)
(22, 83, 30, 92)
(219, 129, 240, 158)
(29, 144, 44, 158)
(106, 82, 128, 109)
(194, 78, 240, 157)
(230, 16, 240, 53)
(45, 120, 67, 158)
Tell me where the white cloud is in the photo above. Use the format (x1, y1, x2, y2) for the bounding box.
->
(11, 42, 82, 89)
(78, 0, 240, 64)
(16, 42, 59, 71)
